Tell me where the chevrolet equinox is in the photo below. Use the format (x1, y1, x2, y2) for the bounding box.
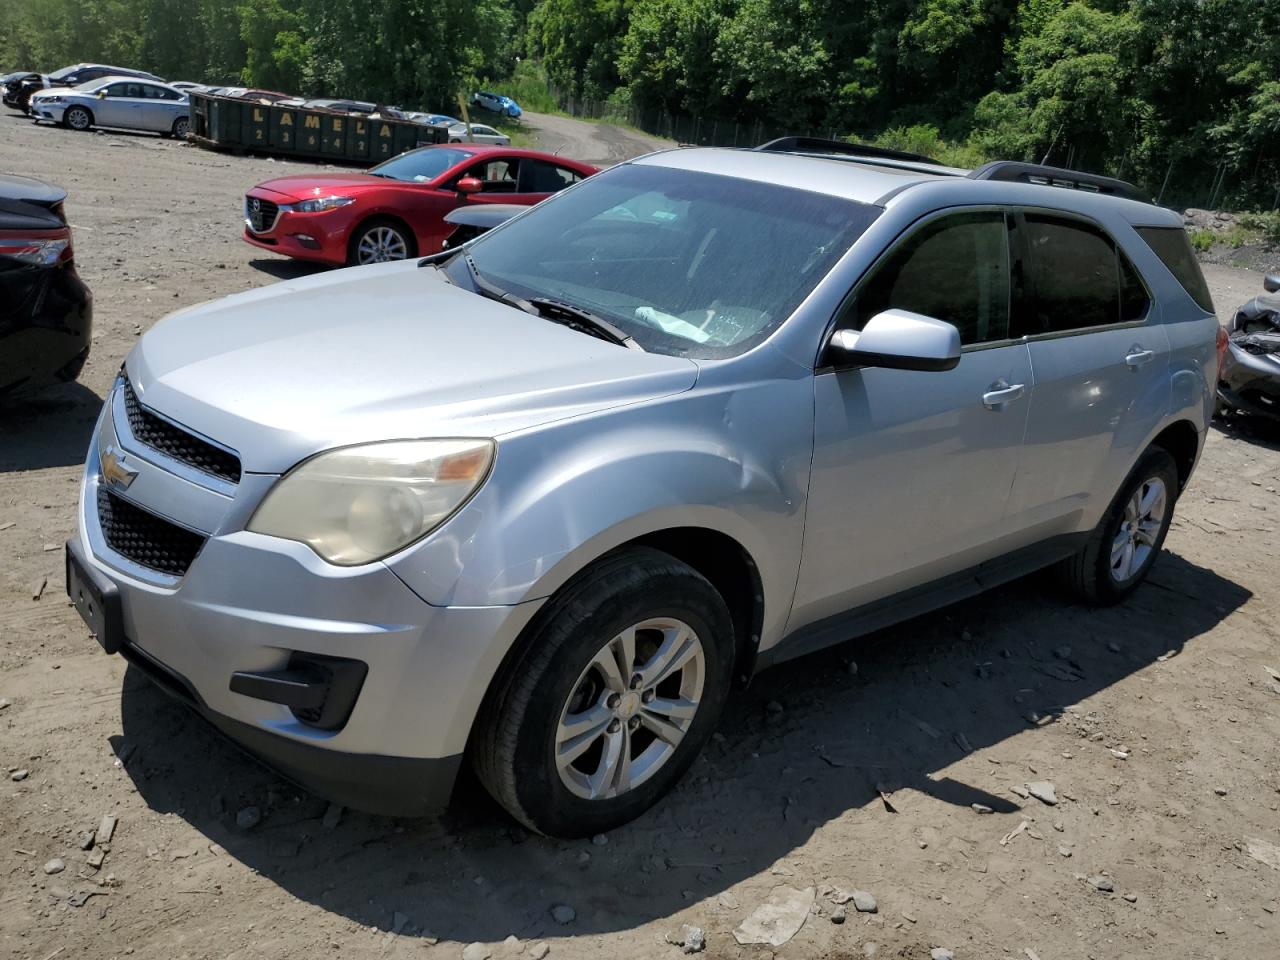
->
(67, 139, 1220, 836)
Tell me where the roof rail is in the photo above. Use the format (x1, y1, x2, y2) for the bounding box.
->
(969, 161, 1149, 204)
(756, 136, 942, 166)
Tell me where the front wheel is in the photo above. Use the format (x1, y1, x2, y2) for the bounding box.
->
(171, 116, 189, 139)
(64, 106, 92, 132)
(347, 218, 415, 266)
(1059, 446, 1179, 605)
(471, 547, 735, 837)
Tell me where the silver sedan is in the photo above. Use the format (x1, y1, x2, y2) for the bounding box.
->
(29, 76, 190, 138)
(446, 122, 510, 146)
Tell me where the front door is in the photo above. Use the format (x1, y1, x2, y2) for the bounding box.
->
(790, 209, 1034, 631)
(95, 83, 136, 127)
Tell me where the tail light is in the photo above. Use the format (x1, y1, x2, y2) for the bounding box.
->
(0, 229, 72, 266)
(1215, 324, 1229, 378)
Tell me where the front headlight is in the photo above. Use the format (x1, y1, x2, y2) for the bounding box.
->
(247, 439, 495, 566)
(287, 196, 355, 213)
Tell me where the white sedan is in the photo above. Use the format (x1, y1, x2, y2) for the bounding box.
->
(446, 122, 510, 146)
(29, 76, 190, 138)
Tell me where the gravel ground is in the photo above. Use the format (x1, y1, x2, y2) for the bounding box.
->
(518, 111, 671, 166)
(2, 110, 1280, 960)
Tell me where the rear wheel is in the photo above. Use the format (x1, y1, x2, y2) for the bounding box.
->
(1059, 446, 1179, 605)
(64, 106, 92, 132)
(471, 547, 735, 837)
(347, 218, 416, 266)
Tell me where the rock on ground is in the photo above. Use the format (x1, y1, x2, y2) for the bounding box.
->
(733, 885, 814, 947)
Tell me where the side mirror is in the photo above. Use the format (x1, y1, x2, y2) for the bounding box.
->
(826, 309, 961, 372)
(96, 90, 106, 99)
(1264, 274, 1280, 294)
(456, 176, 482, 195)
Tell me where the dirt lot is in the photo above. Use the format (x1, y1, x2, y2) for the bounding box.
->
(2, 110, 1280, 960)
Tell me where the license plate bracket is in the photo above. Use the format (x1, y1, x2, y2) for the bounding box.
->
(65, 540, 124, 654)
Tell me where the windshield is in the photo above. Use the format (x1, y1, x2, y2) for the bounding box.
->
(370, 147, 471, 183)
(48, 66, 83, 81)
(451, 163, 881, 358)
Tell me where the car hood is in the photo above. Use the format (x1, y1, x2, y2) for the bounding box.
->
(249, 173, 403, 202)
(127, 260, 699, 474)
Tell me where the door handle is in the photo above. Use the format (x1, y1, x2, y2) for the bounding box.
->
(982, 382, 1025, 409)
(1125, 348, 1155, 368)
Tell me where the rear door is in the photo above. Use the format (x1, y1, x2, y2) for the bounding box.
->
(1003, 211, 1168, 535)
(138, 83, 183, 131)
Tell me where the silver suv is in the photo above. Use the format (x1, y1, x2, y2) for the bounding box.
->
(67, 139, 1219, 836)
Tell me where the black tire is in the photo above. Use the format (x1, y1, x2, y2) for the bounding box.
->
(1059, 446, 1179, 605)
(171, 116, 189, 139)
(1212, 395, 1228, 419)
(345, 217, 417, 266)
(64, 106, 93, 132)
(471, 546, 735, 837)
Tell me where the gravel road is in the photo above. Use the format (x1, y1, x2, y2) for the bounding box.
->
(2, 109, 1279, 960)
(519, 111, 672, 166)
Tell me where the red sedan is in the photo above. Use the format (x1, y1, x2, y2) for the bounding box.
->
(242, 145, 598, 267)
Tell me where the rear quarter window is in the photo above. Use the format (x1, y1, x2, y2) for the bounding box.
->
(1136, 226, 1214, 313)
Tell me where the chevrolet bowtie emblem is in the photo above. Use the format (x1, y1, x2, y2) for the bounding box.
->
(101, 446, 138, 490)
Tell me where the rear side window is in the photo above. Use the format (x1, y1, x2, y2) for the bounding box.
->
(851, 211, 1010, 345)
(1136, 226, 1214, 313)
(1013, 214, 1149, 336)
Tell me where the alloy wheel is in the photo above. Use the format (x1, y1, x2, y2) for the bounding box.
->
(1110, 476, 1167, 583)
(67, 108, 90, 131)
(173, 118, 189, 138)
(356, 226, 409, 264)
(555, 617, 705, 801)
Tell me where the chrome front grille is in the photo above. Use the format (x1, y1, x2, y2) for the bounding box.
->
(96, 487, 206, 576)
(245, 195, 280, 234)
(122, 378, 241, 484)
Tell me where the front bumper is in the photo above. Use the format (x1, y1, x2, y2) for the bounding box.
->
(241, 191, 350, 266)
(1219, 342, 1280, 420)
(73, 382, 543, 815)
(30, 101, 66, 123)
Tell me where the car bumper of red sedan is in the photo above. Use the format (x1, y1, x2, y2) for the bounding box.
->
(241, 189, 354, 267)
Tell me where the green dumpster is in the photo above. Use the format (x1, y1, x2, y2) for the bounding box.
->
(268, 104, 299, 150)
(189, 92, 451, 165)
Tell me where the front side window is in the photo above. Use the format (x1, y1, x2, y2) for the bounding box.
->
(849, 211, 1010, 346)
(462, 158, 519, 192)
(1014, 214, 1149, 336)
(454, 163, 882, 358)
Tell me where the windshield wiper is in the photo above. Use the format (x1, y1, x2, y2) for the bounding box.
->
(460, 257, 642, 350)
(462, 254, 537, 313)
(528, 297, 643, 351)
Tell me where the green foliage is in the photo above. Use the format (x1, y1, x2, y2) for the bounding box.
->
(0, 0, 518, 111)
(1188, 230, 1215, 253)
(486, 59, 559, 114)
(867, 125, 990, 170)
(4, 0, 1280, 205)
(527, 0, 630, 100)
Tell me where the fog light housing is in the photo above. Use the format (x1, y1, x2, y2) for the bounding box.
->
(292, 234, 320, 249)
(229, 653, 368, 730)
